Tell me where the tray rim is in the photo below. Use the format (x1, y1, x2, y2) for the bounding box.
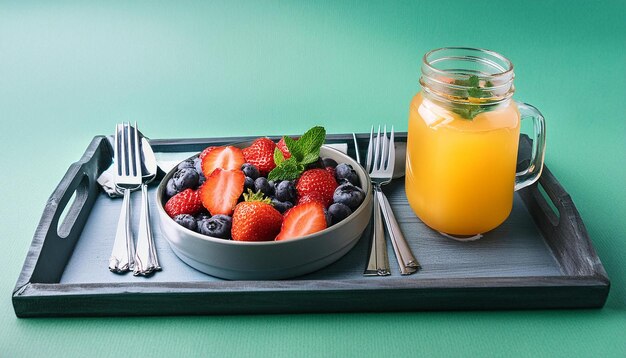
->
(12, 132, 611, 317)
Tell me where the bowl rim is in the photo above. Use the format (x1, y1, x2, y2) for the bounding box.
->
(156, 144, 372, 247)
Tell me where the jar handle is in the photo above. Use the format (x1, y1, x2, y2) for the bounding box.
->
(515, 102, 547, 191)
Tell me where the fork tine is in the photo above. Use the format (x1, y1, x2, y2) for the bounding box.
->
(132, 121, 141, 177)
(127, 122, 133, 176)
(366, 126, 374, 172)
(126, 122, 133, 176)
(380, 125, 389, 171)
(373, 125, 381, 172)
(121, 123, 129, 176)
(114, 124, 121, 176)
(352, 133, 361, 165)
(386, 126, 395, 173)
(125, 123, 134, 177)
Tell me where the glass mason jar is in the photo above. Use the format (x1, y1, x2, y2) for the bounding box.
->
(405, 47, 546, 238)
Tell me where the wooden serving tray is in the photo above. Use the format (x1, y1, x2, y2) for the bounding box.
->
(12, 133, 610, 317)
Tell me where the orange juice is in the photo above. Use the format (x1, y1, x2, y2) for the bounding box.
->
(405, 93, 521, 235)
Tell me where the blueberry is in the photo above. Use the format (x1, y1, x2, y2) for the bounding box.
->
(196, 211, 211, 221)
(254, 177, 274, 196)
(328, 203, 352, 225)
(271, 198, 294, 213)
(275, 180, 297, 203)
(177, 159, 195, 170)
(197, 214, 232, 239)
(324, 208, 332, 226)
(193, 157, 206, 185)
(193, 157, 203, 174)
(241, 163, 260, 180)
(165, 178, 178, 198)
(172, 168, 199, 191)
(174, 214, 197, 231)
(322, 157, 338, 168)
(335, 163, 359, 186)
(333, 183, 365, 210)
(244, 176, 255, 194)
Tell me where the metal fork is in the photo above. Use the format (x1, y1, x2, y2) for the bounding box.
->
(109, 122, 142, 273)
(364, 126, 390, 276)
(365, 126, 420, 276)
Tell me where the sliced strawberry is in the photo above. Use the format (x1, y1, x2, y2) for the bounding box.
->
(242, 137, 277, 175)
(164, 188, 203, 218)
(199, 146, 218, 161)
(199, 168, 245, 215)
(276, 137, 295, 160)
(275, 202, 327, 241)
(201, 146, 245, 177)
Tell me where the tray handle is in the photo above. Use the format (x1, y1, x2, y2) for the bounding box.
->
(24, 136, 112, 284)
(518, 136, 608, 280)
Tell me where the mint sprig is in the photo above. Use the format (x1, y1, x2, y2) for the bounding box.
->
(451, 75, 495, 120)
(268, 126, 326, 181)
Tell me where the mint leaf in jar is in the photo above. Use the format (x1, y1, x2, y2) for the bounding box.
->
(453, 75, 495, 120)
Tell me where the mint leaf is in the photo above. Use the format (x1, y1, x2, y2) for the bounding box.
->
(467, 86, 482, 98)
(468, 75, 480, 87)
(297, 126, 325, 155)
(267, 126, 327, 181)
(273, 147, 285, 166)
(301, 152, 320, 165)
(287, 126, 325, 165)
(452, 75, 496, 119)
(268, 158, 301, 181)
(451, 105, 489, 120)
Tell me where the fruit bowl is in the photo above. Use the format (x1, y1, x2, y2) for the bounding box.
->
(156, 144, 373, 280)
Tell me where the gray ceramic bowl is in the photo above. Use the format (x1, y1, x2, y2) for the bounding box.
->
(156, 145, 373, 280)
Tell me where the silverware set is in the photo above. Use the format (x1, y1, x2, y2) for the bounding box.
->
(362, 126, 420, 276)
(109, 122, 161, 276)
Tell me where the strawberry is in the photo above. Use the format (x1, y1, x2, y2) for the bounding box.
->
(231, 191, 283, 241)
(276, 137, 296, 160)
(325, 166, 335, 179)
(275, 202, 327, 241)
(242, 137, 277, 175)
(201, 146, 245, 177)
(296, 192, 327, 206)
(164, 188, 203, 218)
(198, 146, 218, 161)
(295, 168, 338, 207)
(199, 168, 245, 215)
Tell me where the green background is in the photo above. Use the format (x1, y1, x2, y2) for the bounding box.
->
(1, 1, 625, 357)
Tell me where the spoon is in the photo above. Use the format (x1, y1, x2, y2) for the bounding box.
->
(133, 135, 161, 276)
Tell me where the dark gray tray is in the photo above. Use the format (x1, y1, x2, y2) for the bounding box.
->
(12, 133, 610, 317)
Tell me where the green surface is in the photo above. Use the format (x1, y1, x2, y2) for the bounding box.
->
(1, 0, 625, 357)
